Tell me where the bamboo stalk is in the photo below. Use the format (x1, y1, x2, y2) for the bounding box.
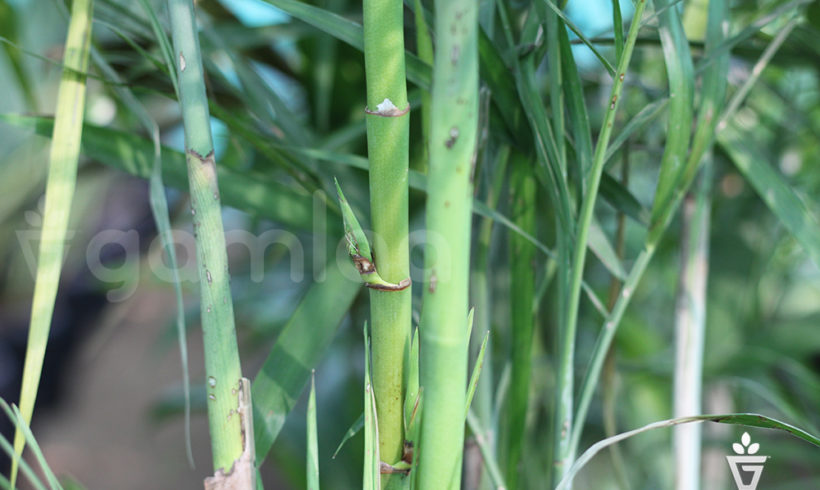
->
(673, 162, 711, 490)
(11, 0, 93, 485)
(416, 0, 479, 487)
(362, 0, 412, 471)
(167, 0, 245, 474)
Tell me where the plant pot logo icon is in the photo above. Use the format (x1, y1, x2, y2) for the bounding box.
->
(726, 432, 768, 490)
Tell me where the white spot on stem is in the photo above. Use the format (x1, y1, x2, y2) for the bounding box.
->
(179, 52, 186, 72)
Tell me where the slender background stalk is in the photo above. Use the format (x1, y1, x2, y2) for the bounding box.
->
(673, 162, 712, 490)
(362, 0, 412, 471)
(167, 0, 245, 473)
(417, 0, 479, 486)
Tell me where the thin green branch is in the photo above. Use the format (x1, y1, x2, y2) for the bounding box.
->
(552, 0, 647, 482)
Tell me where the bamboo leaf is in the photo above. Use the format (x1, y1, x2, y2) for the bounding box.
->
(649, 0, 695, 225)
(259, 0, 431, 89)
(557, 413, 820, 490)
(307, 372, 320, 490)
(0, 399, 62, 490)
(332, 413, 364, 459)
(588, 218, 627, 280)
(0, 114, 318, 230)
(599, 172, 651, 225)
(465, 411, 507, 490)
(465, 331, 489, 418)
(363, 324, 381, 490)
(12, 0, 93, 484)
(604, 98, 669, 167)
(719, 126, 820, 269)
(541, 0, 616, 76)
(252, 257, 361, 463)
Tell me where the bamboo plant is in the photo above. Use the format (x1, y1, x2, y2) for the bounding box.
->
(361, 0, 413, 473)
(416, 0, 479, 487)
(6, 0, 820, 489)
(167, 0, 247, 478)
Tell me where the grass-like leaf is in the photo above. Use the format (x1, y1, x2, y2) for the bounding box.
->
(12, 0, 93, 484)
(363, 323, 381, 490)
(307, 372, 320, 490)
(252, 256, 361, 463)
(557, 413, 820, 490)
(719, 125, 820, 269)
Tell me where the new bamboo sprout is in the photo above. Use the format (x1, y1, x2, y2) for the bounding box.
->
(167, 0, 245, 475)
(362, 0, 412, 469)
(417, 0, 479, 487)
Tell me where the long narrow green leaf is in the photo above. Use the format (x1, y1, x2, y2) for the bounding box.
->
(307, 372, 320, 490)
(465, 331, 489, 418)
(252, 256, 361, 463)
(604, 98, 669, 166)
(719, 126, 820, 269)
(588, 218, 626, 280)
(558, 413, 820, 489)
(559, 22, 594, 188)
(332, 413, 364, 459)
(542, 0, 616, 76)
(649, 0, 695, 224)
(363, 324, 381, 490)
(599, 172, 651, 225)
(259, 0, 431, 89)
(0, 114, 317, 230)
(571, 0, 730, 460)
(88, 0, 194, 463)
(12, 0, 93, 484)
(0, 424, 48, 490)
(0, 400, 62, 490)
(466, 411, 507, 490)
(506, 154, 537, 488)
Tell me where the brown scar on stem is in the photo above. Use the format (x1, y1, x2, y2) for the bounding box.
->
(204, 378, 256, 489)
(352, 254, 411, 291)
(402, 440, 414, 464)
(379, 461, 410, 475)
(366, 277, 412, 291)
(445, 127, 459, 148)
(187, 148, 215, 165)
(428, 272, 437, 293)
(351, 254, 376, 274)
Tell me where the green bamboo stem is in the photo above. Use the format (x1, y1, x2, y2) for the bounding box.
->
(167, 0, 245, 473)
(552, 0, 647, 481)
(416, 0, 479, 487)
(11, 0, 93, 485)
(362, 0, 412, 470)
(506, 153, 537, 488)
(470, 145, 509, 490)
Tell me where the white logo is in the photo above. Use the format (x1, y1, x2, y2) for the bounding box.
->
(726, 432, 768, 490)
